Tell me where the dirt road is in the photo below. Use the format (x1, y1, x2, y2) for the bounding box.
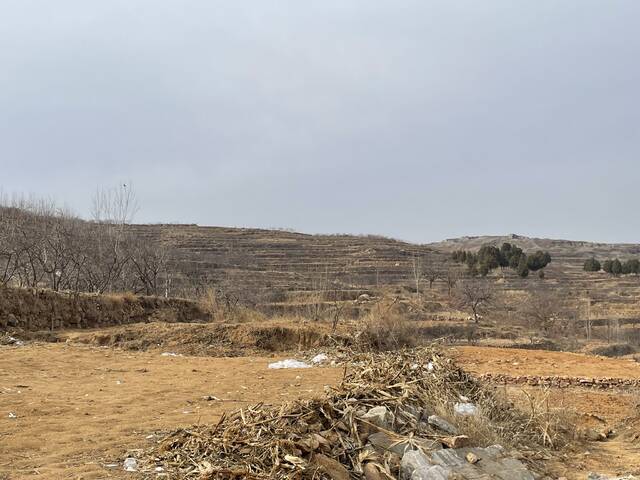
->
(0, 343, 341, 479)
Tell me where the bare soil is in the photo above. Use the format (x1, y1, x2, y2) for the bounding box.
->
(3, 341, 640, 479)
(450, 345, 640, 478)
(0, 343, 341, 479)
(449, 345, 640, 379)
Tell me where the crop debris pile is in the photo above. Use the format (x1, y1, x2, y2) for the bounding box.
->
(140, 348, 569, 479)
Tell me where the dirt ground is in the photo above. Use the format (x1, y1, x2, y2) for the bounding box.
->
(449, 345, 640, 379)
(450, 346, 640, 478)
(0, 343, 342, 479)
(3, 342, 640, 479)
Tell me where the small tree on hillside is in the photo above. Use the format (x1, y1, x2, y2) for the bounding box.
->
(517, 256, 529, 278)
(455, 280, 493, 323)
(526, 250, 552, 271)
(583, 257, 601, 272)
(520, 288, 567, 343)
(623, 258, 640, 275)
(611, 259, 623, 276)
(445, 266, 461, 297)
(422, 262, 441, 289)
(411, 256, 422, 296)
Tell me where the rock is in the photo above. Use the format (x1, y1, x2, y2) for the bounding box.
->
(427, 415, 458, 435)
(465, 452, 479, 464)
(368, 432, 440, 456)
(123, 458, 138, 472)
(361, 406, 394, 429)
(312, 454, 350, 480)
(411, 465, 452, 480)
(427, 445, 536, 479)
(401, 450, 432, 480)
(441, 435, 470, 449)
(583, 428, 607, 442)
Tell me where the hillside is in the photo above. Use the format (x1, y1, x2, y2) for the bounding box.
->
(129, 224, 443, 298)
(125, 226, 640, 321)
(431, 234, 640, 261)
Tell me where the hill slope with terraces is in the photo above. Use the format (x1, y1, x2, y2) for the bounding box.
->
(431, 234, 640, 319)
(130, 225, 640, 317)
(130, 224, 443, 297)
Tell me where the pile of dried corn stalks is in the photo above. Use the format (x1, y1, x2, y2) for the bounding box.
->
(141, 347, 566, 479)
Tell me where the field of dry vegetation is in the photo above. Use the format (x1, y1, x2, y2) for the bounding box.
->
(2, 203, 640, 479)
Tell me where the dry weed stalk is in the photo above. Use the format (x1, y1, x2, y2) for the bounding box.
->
(141, 348, 573, 479)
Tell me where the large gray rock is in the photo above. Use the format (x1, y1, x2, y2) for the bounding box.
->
(427, 445, 536, 480)
(411, 465, 452, 480)
(400, 450, 431, 480)
(361, 406, 394, 429)
(427, 415, 458, 435)
(400, 450, 456, 480)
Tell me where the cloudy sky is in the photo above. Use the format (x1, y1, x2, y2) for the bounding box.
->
(1, 1, 639, 243)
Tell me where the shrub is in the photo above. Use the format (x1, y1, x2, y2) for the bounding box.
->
(357, 301, 417, 351)
(517, 257, 529, 278)
(583, 257, 601, 272)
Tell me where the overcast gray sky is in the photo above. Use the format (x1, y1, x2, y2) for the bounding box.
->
(1, 1, 639, 243)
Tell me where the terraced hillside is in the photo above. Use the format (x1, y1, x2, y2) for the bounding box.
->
(431, 234, 640, 319)
(129, 224, 443, 299)
(128, 226, 640, 325)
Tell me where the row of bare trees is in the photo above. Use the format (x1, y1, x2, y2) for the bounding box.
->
(0, 187, 169, 296)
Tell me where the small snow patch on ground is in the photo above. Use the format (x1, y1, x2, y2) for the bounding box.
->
(268, 359, 311, 369)
(311, 353, 329, 364)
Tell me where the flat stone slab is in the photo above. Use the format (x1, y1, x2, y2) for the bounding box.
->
(427, 445, 536, 480)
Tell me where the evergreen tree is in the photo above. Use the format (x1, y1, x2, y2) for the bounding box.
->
(623, 258, 640, 275)
(583, 257, 601, 272)
(517, 256, 529, 278)
(611, 259, 623, 275)
(527, 250, 552, 271)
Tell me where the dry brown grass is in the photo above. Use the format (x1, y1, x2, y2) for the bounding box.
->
(356, 298, 418, 351)
(199, 287, 267, 323)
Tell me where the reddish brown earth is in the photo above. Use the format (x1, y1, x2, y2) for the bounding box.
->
(450, 345, 640, 379)
(3, 342, 640, 479)
(0, 343, 342, 479)
(450, 346, 640, 479)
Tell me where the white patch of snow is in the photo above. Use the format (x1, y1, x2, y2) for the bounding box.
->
(268, 359, 311, 369)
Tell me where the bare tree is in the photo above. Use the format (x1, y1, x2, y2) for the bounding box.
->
(87, 183, 140, 292)
(306, 264, 330, 321)
(519, 288, 568, 343)
(0, 200, 25, 287)
(91, 183, 139, 227)
(330, 297, 346, 333)
(129, 240, 168, 295)
(411, 256, 422, 296)
(456, 280, 493, 323)
(422, 262, 441, 290)
(444, 266, 461, 297)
